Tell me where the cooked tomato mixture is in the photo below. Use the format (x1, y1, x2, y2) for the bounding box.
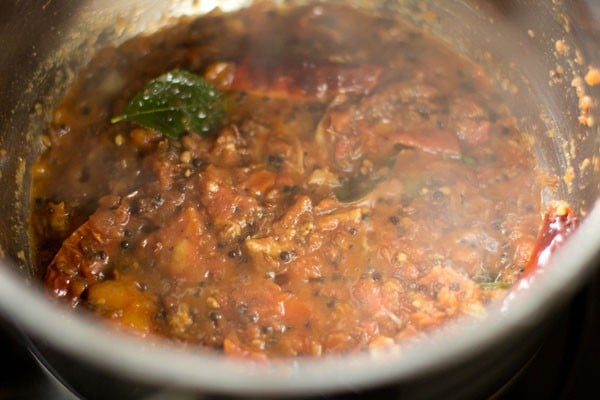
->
(31, 4, 545, 358)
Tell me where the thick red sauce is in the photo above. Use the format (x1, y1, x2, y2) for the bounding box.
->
(31, 4, 547, 358)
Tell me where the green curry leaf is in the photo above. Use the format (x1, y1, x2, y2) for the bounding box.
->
(111, 69, 225, 139)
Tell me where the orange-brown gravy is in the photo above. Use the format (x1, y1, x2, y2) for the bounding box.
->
(31, 4, 547, 358)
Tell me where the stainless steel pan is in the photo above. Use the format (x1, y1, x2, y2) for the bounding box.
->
(0, 1, 598, 398)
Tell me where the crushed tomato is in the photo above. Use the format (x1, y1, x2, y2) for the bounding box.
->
(30, 3, 569, 358)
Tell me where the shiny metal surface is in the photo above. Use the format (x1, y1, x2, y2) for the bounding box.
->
(0, 0, 598, 397)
